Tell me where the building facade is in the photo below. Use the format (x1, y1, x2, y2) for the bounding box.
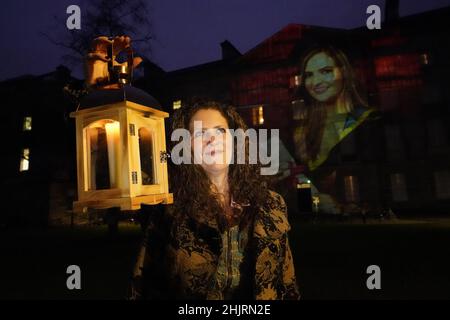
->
(2, 4, 450, 226)
(158, 5, 450, 216)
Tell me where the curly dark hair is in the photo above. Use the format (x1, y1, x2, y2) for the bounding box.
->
(168, 100, 270, 231)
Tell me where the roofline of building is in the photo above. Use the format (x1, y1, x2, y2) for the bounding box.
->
(352, 4, 450, 31)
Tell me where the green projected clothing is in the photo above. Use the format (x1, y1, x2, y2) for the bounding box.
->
(308, 107, 377, 171)
(302, 107, 383, 212)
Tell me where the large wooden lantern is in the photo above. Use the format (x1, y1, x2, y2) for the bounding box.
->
(70, 36, 173, 213)
(70, 86, 173, 213)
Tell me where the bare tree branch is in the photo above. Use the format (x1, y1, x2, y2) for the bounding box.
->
(41, 0, 153, 68)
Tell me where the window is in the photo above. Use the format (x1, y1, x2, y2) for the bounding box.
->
(292, 99, 306, 120)
(19, 148, 30, 172)
(251, 106, 264, 126)
(384, 125, 404, 160)
(173, 100, 182, 110)
(434, 171, 450, 199)
(390, 173, 408, 202)
(344, 175, 359, 203)
(290, 75, 301, 88)
(258, 106, 264, 125)
(340, 134, 356, 156)
(421, 53, 429, 66)
(23, 116, 32, 131)
(427, 119, 447, 148)
(385, 125, 401, 150)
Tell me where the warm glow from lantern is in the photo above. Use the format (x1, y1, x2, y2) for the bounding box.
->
(105, 121, 121, 188)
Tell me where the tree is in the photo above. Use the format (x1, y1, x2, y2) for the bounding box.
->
(42, 0, 153, 68)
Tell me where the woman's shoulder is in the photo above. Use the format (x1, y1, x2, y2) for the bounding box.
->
(253, 190, 291, 239)
(265, 190, 288, 214)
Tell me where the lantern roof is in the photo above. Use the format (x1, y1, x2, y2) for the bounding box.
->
(79, 86, 161, 110)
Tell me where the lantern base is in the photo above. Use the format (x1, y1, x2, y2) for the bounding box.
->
(73, 193, 173, 213)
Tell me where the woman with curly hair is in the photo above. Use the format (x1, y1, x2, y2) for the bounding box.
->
(129, 100, 300, 300)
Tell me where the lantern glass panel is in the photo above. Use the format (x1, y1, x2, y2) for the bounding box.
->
(138, 127, 156, 185)
(86, 119, 121, 190)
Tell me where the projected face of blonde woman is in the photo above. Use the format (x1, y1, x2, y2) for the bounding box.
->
(304, 52, 344, 103)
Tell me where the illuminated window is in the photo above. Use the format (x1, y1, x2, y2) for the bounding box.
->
(19, 148, 30, 172)
(290, 75, 301, 88)
(390, 173, 408, 202)
(258, 106, 264, 125)
(23, 116, 32, 131)
(434, 171, 450, 199)
(173, 100, 181, 110)
(344, 175, 359, 203)
(421, 53, 429, 65)
(251, 106, 264, 126)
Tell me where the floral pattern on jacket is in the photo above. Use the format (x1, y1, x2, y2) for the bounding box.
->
(128, 190, 300, 300)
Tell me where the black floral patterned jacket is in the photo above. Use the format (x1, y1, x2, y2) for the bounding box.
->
(129, 190, 300, 300)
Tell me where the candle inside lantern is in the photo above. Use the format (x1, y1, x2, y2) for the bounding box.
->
(105, 121, 121, 188)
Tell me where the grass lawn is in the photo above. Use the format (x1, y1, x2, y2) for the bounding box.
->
(0, 225, 142, 300)
(291, 219, 450, 299)
(1, 219, 450, 299)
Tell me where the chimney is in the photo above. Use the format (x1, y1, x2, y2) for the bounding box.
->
(385, 0, 400, 24)
(220, 40, 241, 60)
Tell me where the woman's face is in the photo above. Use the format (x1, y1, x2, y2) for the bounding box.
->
(189, 109, 233, 175)
(304, 51, 344, 103)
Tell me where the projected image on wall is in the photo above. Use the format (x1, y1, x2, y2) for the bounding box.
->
(293, 46, 379, 214)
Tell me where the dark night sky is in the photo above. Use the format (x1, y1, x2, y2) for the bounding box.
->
(1, 0, 450, 81)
